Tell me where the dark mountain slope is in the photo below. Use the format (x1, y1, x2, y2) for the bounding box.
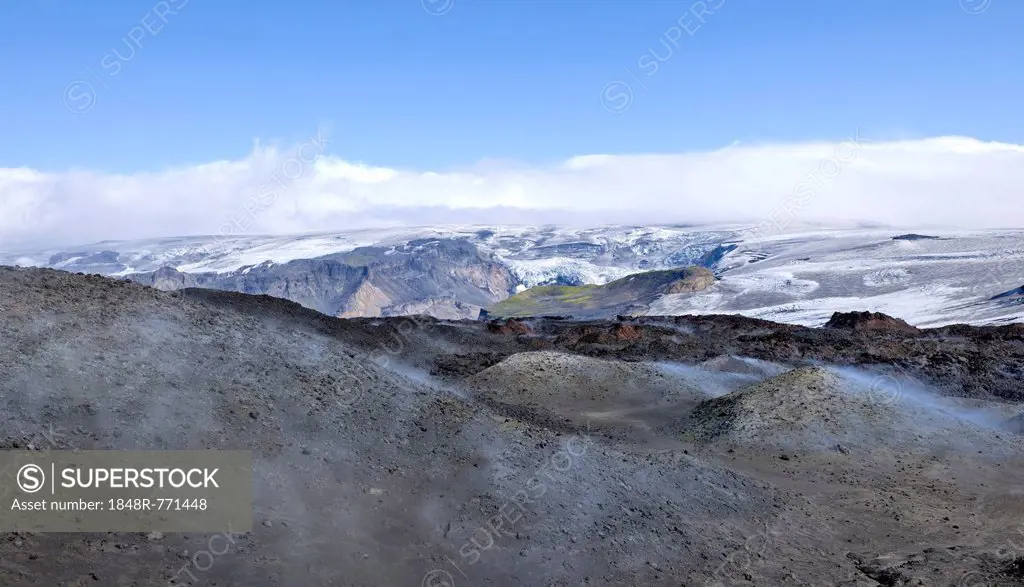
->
(127, 238, 516, 319)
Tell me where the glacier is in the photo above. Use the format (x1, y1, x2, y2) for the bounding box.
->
(2, 223, 1022, 326)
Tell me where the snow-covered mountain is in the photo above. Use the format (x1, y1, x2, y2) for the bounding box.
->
(645, 228, 1024, 327)
(2, 224, 1022, 326)
(0, 225, 739, 279)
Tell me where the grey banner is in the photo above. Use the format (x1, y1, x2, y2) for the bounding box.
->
(0, 450, 252, 532)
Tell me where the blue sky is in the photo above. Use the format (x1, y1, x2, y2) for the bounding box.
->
(1, 0, 1022, 173)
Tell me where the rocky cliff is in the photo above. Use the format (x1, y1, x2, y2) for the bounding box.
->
(127, 238, 516, 319)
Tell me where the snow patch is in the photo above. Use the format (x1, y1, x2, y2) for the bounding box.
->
(505, 257, 635, 288)
(863, 268, 911, 287)
(724, 272, 819, 295)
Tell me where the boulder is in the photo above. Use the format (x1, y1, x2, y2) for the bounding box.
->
(823, 311, 917, 332)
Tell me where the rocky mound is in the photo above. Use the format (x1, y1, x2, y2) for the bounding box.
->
(661, 266, 716, 293)
(466, 351, 704, 406)
(486, 317, 532, 335)
(687, 367, 865, 449)
(564, 322, 646, 344)
(685, 366, 1021, 455)
(824, 310, 917, 332)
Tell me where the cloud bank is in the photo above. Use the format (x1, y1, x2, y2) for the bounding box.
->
(1, 132, 1022, 248)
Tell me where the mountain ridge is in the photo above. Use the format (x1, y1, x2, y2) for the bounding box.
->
(3, 224, 1022, 326)
(488, 266, 716, 318)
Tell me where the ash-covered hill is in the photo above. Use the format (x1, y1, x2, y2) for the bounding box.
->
(2, 267, 1024, 585)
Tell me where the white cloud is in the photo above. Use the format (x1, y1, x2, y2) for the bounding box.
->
(1, 133, 1022, 248)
